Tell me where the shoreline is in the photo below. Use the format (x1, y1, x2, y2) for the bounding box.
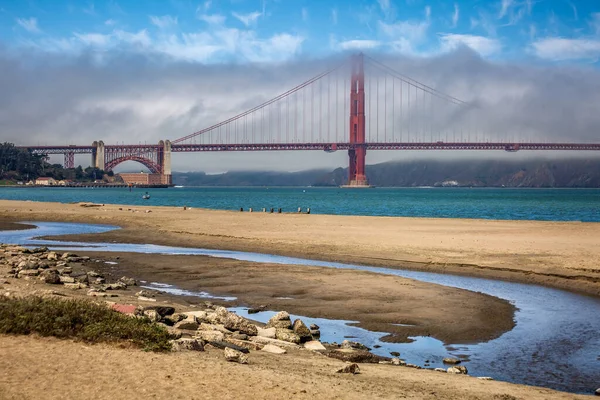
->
(0, 199, 596, 297)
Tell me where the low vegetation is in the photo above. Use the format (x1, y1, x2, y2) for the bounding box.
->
(0, 296, 172, 352)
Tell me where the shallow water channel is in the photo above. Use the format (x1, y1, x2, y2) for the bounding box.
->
(1, 222, 599, 394)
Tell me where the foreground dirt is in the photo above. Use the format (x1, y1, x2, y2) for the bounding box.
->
(79, 251, 515, 344)
(1, 200, 599, 295)
(0, 335, 587, 400)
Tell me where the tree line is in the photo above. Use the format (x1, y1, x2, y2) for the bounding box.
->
(0, 142, 110, 182)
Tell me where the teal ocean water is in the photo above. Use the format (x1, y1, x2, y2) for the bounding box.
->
(0, 186, 599, 222)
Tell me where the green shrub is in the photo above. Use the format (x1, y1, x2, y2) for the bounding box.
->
(0, 296, 172, 352)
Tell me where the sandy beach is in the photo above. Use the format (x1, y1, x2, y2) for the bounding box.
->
(0, 199, 599, 399)
(0, 199, 598, 295)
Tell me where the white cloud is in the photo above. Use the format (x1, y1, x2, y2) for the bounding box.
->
(531, 37, 600, 61)
(378, 0, 390, 12)
(331, 9, 338, 25)
(338, 39, 382, 51)
(149, 15, 178, 29)
(425, 5, 431, 19)
(379, 18, 430, 44)
(498, 0, 513, 19)
(73, 32, 112, 47)
(440, 34, 502, 57)
(198, 14, 226, 25)
(16, 17, 41, 34)
(104, 19, 116, 26)
(232, 11, 262, 27)
(451, 3, 459, 28)
(302, 7, 308, 22)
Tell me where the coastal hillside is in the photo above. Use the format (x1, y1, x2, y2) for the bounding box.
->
(173, 158, 600, 187)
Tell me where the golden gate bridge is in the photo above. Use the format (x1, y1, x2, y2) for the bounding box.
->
(20, 53, 600, 187)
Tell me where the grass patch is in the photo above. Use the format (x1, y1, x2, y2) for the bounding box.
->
(0, 296, 172, 352)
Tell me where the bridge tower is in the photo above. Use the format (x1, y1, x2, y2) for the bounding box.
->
(160, 140, 172, 185)
(92, 141, 105, 170)
(347, 53, 369, 187)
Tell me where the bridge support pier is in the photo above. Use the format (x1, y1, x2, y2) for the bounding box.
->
(161, 140, 172, 185)
(346, 53, 370, 187)
(92, 141, 105, 170)
(64, 152, 75, 169)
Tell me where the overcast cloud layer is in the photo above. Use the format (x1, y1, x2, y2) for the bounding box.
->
(2, 46, 600, 172)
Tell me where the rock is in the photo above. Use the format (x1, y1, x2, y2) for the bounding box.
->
(61, 252, 75, 260)
(182, 311, 208, 321)
(105, 282, 127, 290)
(249, 336, 300, 349)
(309, 323, 320, 330)
(390, 351, 400, 357)
(261, 344, 286, 354)
(222, 312, 258, 336)
(247, 305, 266, 314)
(87, 290, 118, 298)
(266, 311, 292, 330)
(198, 323, 231, 334)
(327, 349, 387, 364)
(477, 377, 494, 380)
(447, 366, 468, 375)
(434, 368, 447, 373)
(144, 306, 175, 317)
(93, 277, 106, 285)
(135, 290, 155, 298)
(391, 358, 402, 365)
(63, 282, 88, 290)
(18, 269, 39, 277)
(137, 296, 156, 302)
(118, 276, 136, 286)
(40, 270, 61, 284)
(341, 340, 370, 351)
(256, 327, 277, 339)
(143, 309, 161, 322)
(223, 338, 263, 351)
(292, 319, 312, 342)
(275, 329, 301, 344)
(171, 338, 205, 352)
(72, 273, 89, 284)
(406, 364, 421, 369)
(59, 275, 75, 284)
(87, 271, 102, 278)
(164, 313, 186, 326)
(174, 318, 199, 331)
(195, 330, 225, 342)
(336, 363, 360, 374)
(47, 252, 58, 261)
(595, 388, 600, 396)
(443, 357, 461, 365)
(230, 332, 248, 341)
(208, 341, 250, 353)
(304, 341, 326, 351)
(224, 347, 248, 364)
(310, 329, 321, 338)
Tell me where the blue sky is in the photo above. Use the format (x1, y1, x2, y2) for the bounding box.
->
(1, 0, 600, 63)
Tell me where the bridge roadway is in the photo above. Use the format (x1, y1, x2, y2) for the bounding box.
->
(21, 142, 600, 153)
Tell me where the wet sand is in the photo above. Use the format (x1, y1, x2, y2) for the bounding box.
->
(80, 251, 515, 344)
(1, 200, 599, 296)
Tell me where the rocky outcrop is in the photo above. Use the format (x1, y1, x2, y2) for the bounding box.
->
(292, 319, 312, 342)
(275, 329, 301, 344)
(266, 311, 292, 330)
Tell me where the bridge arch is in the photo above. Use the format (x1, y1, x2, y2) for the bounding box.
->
(104, 156, 162, 174)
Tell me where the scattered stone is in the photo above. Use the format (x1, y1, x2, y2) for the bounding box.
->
(275, 328, 301, 344)
(434, 368, 447, 373)
(135, 290, 155, 298)
(341, 340, 370, 351)
(261, 344, 286, 354)
(164, 313, 186, 325)
(406, 363, 421, 369)
(143, 309, 161, 322)
(477, 377, 494, 380)
(304, 341, 326, 351)
(249, 336, 300, 349)
(174, 318, 200, 331)
(391, 358, 403, 366)
(390, 351, 400, 357)
(266, 311, 292, 330)
(18, 269, 39, 277)
(292, 319, 312, 342)
(63, 282, 88, 290)
(222, 312, 258, 336)
(118, 276, 137, 286)
(59, 275, 75, 284)
(230, 332, 248, 341)
(256, 327, 277, 339)
(183, 311, 208, 321)
(105, 282, 127, 290)
(87, 290, 118, 298)
(247, 305, 267, 314)
(144, 306, 175, 317)
(309, 323, 320, 330)
(195, 330, 225, 342)
(336, 363, 360, 374)
(447, 366, 468, 375)
(223, 338, 263, 351)
(443, 357, 461, 365)
(40, 269, 61, 284)
(224, 347, 248, 364)
(171, 338, 204, 352)
(327, 349, 386, 364)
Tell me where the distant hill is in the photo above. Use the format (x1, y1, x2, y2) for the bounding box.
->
(173, 158, 600, 188)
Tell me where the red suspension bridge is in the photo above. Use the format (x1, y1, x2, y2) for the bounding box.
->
(20, 54, 600, 186)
